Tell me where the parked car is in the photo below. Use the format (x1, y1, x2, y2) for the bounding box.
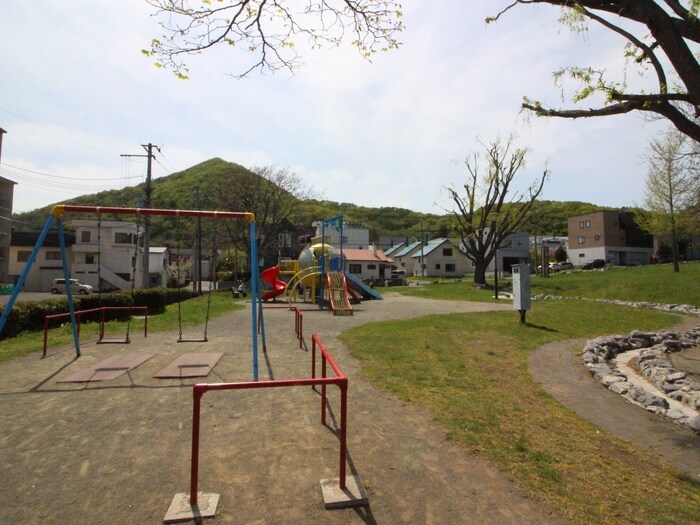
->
(554, 262, 574, 271)
(581, 259, 606, 270)
(50, 278, 94, 295)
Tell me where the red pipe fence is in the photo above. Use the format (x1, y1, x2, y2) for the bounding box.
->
(188, 333, 347, 505)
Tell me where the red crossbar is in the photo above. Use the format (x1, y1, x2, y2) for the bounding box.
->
(188, 332, 348, 505)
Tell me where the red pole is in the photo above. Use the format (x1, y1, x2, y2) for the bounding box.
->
(43, 317, 49, 357)
(190, 387, 203, 505)
(299, 312, 303, 349)
(321, 357, 327, 425)
(339, 380, 348, 489)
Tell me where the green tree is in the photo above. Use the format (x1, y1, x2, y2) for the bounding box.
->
(491, 1, 700, 142)
(447, 136, 547, 287)
(637, 128, 698, 272)
(207, 165, 316, 269)
(553, 244, 568, 263)
(144, 0, 403, 78)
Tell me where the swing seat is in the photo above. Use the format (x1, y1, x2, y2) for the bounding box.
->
(177, 336, 209, 343)
(97, 337, 131, 344)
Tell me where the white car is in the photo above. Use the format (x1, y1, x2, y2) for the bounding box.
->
(50, 278, 94, 295)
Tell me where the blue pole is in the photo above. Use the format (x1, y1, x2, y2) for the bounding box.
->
(57, 219, 80, 357)
(250, 221, 259, 381)
(0, 214, 56, 338)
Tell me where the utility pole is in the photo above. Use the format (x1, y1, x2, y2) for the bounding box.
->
(0, 128, 6, 163)
(120, 143, 160, 288)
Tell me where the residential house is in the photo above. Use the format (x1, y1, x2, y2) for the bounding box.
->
(411, 238, 469, 278)
(568, 211, 653, 266)
(8, 229, 76, 292)
(496, 232, 531, 275)
(378, 236, 409, 251)
(383, 242, 405, 258)
(313, 221, 369, 249)
(457, 231, 531, 276)
(0, 175, 16, 283)
(343, 246, 393, 282)
(71, 219, 144, 290)
(391, 241, 424, 276)
(150, 247, 170, 287)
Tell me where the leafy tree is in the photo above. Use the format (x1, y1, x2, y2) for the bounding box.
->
(636, 128, 698, 272)
(491, 1, 700, 142)
(144, 0, 403, 78)
(554, 244, 568, 263)
(447, 137, 547, 287)
(207, 165, 317, 269)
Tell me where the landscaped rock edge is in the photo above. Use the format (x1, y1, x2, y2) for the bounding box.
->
(532, 295, 700, 434)
(582, 329, 700, 434)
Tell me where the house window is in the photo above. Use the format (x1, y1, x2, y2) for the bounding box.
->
(114, 232, 135, 244)
(367, 264, 376, 270)
(81, 231, 91, 243)
(579, 221, 585, 228)
(446, 263, 456, 272)
(17, 250, 31, 262)
(442, 248, 453, 256)
(86, 254, 95, 264)
(46, 251, 62, 261)
(594, 235, 600, 241)
(586, 220, 591, 228)
(578, 236, 585, 245)
(435, 263, 441, 270)
(348, 264, 362, 274)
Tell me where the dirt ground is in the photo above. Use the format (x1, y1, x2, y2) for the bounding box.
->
(0, 293, 696, 524)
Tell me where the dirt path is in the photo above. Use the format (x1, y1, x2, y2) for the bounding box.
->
(0, 294, 567, 525)
(528, 315, 700, 479)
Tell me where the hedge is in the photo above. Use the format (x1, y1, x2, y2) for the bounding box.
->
(0, 287, 203, 341)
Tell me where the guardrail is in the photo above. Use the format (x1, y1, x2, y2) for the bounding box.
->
(43, 306, 148, 357)
(187, 332, 348, 506)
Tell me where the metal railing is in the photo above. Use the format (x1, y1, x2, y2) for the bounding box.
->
(43, 306, 147, 357)
(187, 332, 348, 505)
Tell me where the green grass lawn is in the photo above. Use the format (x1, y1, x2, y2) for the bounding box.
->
(400, 261, 700, 306)
(0, 291, 244, 362)
(342, 265, 700, 525)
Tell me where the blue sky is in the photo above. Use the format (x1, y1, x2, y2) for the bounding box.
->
(0, 1, 664, 215)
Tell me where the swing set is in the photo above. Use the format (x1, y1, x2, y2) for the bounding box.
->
(0, 204, 263, 380)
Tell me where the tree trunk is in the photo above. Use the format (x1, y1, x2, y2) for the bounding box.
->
(473, 263, 487, 287)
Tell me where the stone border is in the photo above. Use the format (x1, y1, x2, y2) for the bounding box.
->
(581, 329, 700, 433)
(533, 295, 700, 433)
(533, 294, 700, 317)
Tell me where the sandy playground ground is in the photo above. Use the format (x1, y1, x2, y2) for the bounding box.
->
(0, 293, 697, 524)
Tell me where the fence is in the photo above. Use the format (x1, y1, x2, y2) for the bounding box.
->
(187, 333, 348, 505)
(43, 306, 148, 357)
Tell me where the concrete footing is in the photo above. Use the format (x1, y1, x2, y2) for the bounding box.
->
(320, 475, 369, 509)
(163, 492, 219, 523)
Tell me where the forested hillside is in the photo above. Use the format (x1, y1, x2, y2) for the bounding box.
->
(13, 158, 613, 243)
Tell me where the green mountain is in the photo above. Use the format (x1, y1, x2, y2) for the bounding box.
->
(13, 158, 613, 243)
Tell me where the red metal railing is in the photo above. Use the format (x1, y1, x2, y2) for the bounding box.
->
(43, 306, 148, 357)
(188, 333, 347, 505)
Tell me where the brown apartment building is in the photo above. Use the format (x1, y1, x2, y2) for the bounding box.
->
(567, 210, 653, 267)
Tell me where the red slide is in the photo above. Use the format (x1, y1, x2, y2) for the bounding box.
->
(261, 266, 287, 302)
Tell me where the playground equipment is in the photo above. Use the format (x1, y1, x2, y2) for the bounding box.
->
(0, 205, 264, 380)
(260, 266, 287, 302)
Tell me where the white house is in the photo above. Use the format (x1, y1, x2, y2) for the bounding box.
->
(391, 241, 424, 276)
(8, 230, 75, 292)
(411, 238, 470, 278)
(149, 247, 170, 287)
(343, 247, 393, 282)
(71, 219, 144, 291)
(313, 221, 369, 249)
